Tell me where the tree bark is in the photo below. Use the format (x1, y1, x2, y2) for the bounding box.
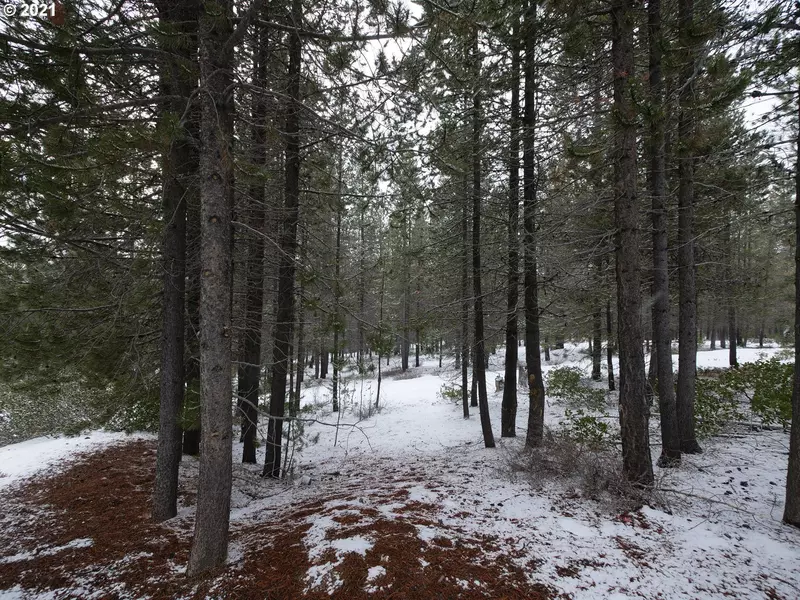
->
(727, 220, 738, 368)
(471, 27, 495, 449)
(461, 138, 470, 420)
(784, 82, 800, 527)
(187, 0, 236, 575)
(502, 18, 521, 438)
(152, 0, 199, 523)
(239, 11, 270, 465)
(648, 0, 680, 467)
(332, 202, 342, 413)
(676, 0, 702, 455)
(263, 0, 301, 478)
(523, 1, 545, 447)
(611, 0, 654, 486)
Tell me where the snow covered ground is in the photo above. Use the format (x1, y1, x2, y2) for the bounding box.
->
(1, 344, 798, 599)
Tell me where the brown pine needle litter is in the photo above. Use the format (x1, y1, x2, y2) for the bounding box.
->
(0, 440, 559, 599)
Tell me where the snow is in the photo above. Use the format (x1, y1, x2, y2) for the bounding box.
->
(0, 538, 93, 565)
(2, 344, 799, 598)
(0, 431, 152, 489)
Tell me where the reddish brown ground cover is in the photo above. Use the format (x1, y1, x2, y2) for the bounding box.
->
(0, 440, 558, 599)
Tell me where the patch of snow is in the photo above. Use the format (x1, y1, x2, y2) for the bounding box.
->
(0, 431, 152, 489)
(0, 537, 93, 564)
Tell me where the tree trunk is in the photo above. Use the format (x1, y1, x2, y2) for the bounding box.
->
(728, 306, 738, 367)
(783, 82, 800, 527)
(675, 0, 702, 455)
(461, 144, 470, 420)
(611, 0, 654, 486)
(471, 28, 495, 449)
(523, 2, 545, 447)
(183, 182, 202, 457)
(648, 0, 680, 467)
(332, 204, 342, 413)
(187, 0, 236, 575)
(152, 0, 199, 523)
(263, 0, 301, 478)
(293, 245, 306, 418)
(321, 345, 328, 378)
(502, 20, 521, 438)
(239, 12, 270, 465)
(606, 299, 616, 391)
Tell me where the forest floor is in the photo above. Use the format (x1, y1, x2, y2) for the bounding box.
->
(1, 344, 799, 599)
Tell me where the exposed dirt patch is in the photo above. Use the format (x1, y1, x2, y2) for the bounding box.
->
(0, 440, 558, 599)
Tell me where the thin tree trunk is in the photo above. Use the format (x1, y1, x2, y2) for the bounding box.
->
(332, 202, 342, 413)
(293, 248, 305, 418)
(606, 299, 616, 391)
(263, 0, 301, 478)
(676, 0, 702, 455)
(239, 12, 270, 465)
(152, 0, 198, 523)
(523, 2, 545, 447)
(648, 0, 680, 467)
(728, 305, 738, 367)
(611, 0, 654, 486)
(187, 0, 236, 574)
(183, 174, 202, 457)
(502, 18, 521, 438)
(783, 82, 800, 527)
(461, 148, 470, 420)
(471, 28, 494, 449)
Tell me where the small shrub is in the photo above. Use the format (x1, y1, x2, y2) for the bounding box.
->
(694, 376, 743, 437)
(559, 408, 612, 447)
(547, 367, 606, 412)
(438, 383, 462, 403)
(507, 433, 640, 509)
(694, 357, 792, 435)
(727, 358, 792, 427)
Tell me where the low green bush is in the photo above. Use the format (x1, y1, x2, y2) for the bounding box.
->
(547, 367, 606, 412)
(559, 408, 612, 448)
(694, 357, 792, 436)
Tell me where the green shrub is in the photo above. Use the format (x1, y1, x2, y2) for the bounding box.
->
(695, 357, 792, 436)
(727, 358, 792, 427)
(438, 383, 462, 403)
(559, 408, 612, 447)
(547, 367, 606, 412)
(694, 376, 744, 437)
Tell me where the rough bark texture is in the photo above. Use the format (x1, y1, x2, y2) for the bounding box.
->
(187, 0, 235, 575)
(502, 22, 521, 438)
(611, 0, 654, 486)
(784, 84, 800, 527)
(461, 164, 470, 419)
(239, 13, 269, 465)
(152, 0, 199, 523)
(523, 2, 545, 447)
(676, 0, 702, 455)
(471, 28, 495, 449)
(648, 0, 680, 467)
(183, 164, 202, 457)
(263, 0, 301, 478)
(332, 206, 342, 413)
